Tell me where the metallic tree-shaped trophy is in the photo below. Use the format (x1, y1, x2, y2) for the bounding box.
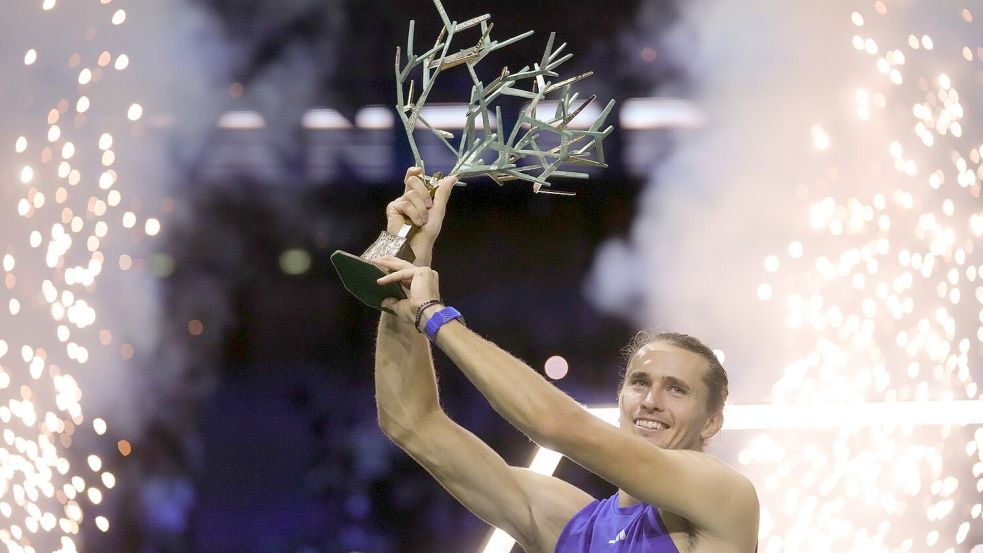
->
(331, 0, 615, 312)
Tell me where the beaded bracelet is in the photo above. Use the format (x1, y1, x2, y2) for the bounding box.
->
(414, 299, 443, 332)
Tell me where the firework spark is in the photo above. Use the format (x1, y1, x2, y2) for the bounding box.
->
(1, 1, 158, 551)
(746, 3, 983, 551)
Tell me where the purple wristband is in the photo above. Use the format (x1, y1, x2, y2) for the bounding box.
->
(424, 306, 464, 342)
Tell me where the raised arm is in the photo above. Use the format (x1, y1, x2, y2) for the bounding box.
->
(374, 166, 454, 432)
(375, 263, 758, 550)
(373, 170, 592, 551)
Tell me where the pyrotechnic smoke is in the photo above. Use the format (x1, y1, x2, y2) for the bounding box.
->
(587, 0, 983, 550)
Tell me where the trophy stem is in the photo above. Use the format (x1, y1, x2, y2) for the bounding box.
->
(361, 223, 419, 263)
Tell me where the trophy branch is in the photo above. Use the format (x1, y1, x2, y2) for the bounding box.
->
(332, 0, 615, 312)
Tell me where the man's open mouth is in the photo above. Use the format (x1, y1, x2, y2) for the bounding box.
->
(634, 419, 668, 431)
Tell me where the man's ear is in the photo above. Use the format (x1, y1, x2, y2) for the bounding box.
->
(701, 409, 724, 442)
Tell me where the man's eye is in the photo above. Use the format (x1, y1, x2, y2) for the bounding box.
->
(669, 386, 684, 393)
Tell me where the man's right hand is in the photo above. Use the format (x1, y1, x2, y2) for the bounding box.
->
(386, 167, 457, 266)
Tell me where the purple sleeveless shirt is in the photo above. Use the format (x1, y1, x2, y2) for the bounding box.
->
(554, 493, 680, 553)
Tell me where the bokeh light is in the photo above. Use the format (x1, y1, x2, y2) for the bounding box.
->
(279, 248, 312, 275)
(543, 355, 569, 380)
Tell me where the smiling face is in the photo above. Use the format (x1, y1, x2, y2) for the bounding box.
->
(618, 341, 723, 451)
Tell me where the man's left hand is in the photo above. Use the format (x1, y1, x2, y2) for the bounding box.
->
(374, 257, 442, 328)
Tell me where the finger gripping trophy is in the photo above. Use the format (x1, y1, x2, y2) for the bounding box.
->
(331, 0, 615, 312)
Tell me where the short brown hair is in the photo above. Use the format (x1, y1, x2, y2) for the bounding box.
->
(620, 331, 729, 414)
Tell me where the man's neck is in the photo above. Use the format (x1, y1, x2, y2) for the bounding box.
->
(617, 489, 642, 508)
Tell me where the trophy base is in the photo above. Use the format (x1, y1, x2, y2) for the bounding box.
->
(330, 250, 406, 314)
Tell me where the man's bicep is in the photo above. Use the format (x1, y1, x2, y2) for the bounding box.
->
(397, 413, 591, 550)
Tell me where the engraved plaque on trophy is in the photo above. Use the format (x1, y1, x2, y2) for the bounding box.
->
(331, 0, 615, 313)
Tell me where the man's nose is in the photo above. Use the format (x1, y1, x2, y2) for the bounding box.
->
(640, 388, 665, 411)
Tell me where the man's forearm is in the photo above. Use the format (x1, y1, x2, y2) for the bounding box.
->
(433, 320, 583, 449)
(375, 313, 441, 440)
